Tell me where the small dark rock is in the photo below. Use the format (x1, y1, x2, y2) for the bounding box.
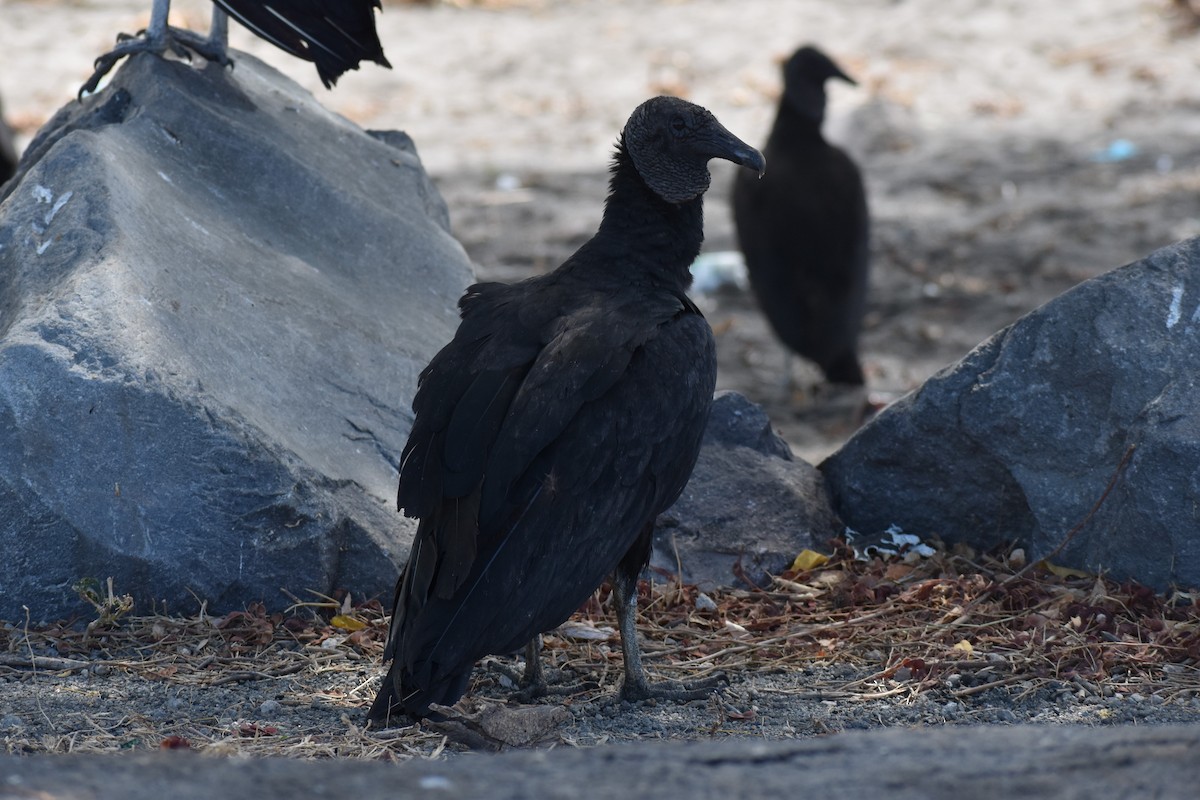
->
(654, 391, 842, 589)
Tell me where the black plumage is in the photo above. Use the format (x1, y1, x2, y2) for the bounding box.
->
(82, 0, 390, 95)
(732, 45, 870, 386)
(369, 96, 765, 723)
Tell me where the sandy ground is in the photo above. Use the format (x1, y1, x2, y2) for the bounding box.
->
(3, 0, 1200, 757)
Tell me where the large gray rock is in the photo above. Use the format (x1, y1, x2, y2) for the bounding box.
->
(653, 391, 842, 589)
(0, 53, 472, 621)
(822, 237, 1200, 590)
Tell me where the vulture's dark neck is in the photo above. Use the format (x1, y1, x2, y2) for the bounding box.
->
(767, 97, 827, 148)
(585, 141, 705, 291)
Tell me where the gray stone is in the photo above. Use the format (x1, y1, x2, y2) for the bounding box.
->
(1, 724, 1198, 799)
(822, 237, 1200, 590)
(653, 391, 842, 589)
(0, 52, 473, 621)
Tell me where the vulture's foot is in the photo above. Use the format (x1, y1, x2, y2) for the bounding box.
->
(619, 670, 729, 704)
(488, 645, 598, 703)
(507, 669, 599, 703)
(81, 26, 231, 97)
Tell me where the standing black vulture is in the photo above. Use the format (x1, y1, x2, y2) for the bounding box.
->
(81, 0, 390, 95)
(732, 45, 870, 386)
(368, 96, 765, 723)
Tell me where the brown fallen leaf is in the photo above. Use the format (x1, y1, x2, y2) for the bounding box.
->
(237, 722, 279, 738)
(424, 700, 571, 751)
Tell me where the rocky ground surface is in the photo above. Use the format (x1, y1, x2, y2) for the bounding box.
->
(2, 0, 1200, 789)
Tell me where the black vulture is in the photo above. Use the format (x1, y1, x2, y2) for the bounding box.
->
(732, 45, 870, 386)
(368, 96, 765, 723)
(81, 0, 390, 95)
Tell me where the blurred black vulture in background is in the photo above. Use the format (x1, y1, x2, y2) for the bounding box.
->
(369, 95, 765, 724)
(732, 45, 870, 387)
(82, 0, 391, 95)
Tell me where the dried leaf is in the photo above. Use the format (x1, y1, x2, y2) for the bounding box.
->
(555, 620, 615, 641)
(330, 614, 367, 632)
(237, 722, 278, 737)
(425, 701, 570, 750)
(790, 549, 830, 572)
(724, 620, 750, 638)
(1041, 561, 1092, 579)
(810, 570, 845, 588)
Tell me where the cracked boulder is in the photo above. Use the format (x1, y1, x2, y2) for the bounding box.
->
(653, 391, 843, 589)
(821, 237, 1200, 590)
(0, 52, 472, 621)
